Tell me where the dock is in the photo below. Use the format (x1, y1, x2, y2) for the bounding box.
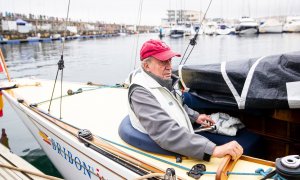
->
(0, 143, 62, 180)
(0, 34, 119, 45)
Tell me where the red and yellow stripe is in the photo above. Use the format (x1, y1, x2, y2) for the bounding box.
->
(39, 131, 51, 145)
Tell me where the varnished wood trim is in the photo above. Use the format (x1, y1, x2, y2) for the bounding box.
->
(240, 155, 275, 167)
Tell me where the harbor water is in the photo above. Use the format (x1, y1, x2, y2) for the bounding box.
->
(0, 33, 300, 178)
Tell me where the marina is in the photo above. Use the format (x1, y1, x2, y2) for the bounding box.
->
(1, 9, 300, 45)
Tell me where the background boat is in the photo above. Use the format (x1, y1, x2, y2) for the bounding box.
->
(170, 26, 185, 38)
(283, 16, 300, 32)
(216, 24, 235, 35)
(259, 19, 283, 33)
(204, 21, 217, 35)
(235, 17, 258, 35)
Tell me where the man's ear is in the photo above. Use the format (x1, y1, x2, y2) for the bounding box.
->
(143, 61, 150, 71)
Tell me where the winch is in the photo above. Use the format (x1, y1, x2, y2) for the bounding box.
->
(276, 155, 300, 180)
(262, 155, 300, 180)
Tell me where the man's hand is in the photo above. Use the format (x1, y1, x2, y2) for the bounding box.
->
(212, 141, 243, 160)
(196, 114, 215, 127)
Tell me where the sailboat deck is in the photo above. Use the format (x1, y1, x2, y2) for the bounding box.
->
(4, 78, 275, 179)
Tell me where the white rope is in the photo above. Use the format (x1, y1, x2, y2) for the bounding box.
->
(178, 65, 189, 91)
(221, 56, 266, 109)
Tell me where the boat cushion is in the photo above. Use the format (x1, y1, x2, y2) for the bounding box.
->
(118, 115, 178, 156)
(119, 115, 264, 158)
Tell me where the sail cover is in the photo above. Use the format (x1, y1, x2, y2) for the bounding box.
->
(179, 51, 300, 109)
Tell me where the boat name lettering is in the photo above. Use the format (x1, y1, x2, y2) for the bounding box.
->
(51, 138, 94, 179)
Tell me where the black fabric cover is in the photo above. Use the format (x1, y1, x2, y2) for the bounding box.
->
(180, 51, 300, 109)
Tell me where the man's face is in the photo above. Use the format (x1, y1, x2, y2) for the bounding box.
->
(144, 58, 172, 80)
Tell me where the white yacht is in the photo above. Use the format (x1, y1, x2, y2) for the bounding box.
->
(283, 16, 300, 32)
(204, 21, 217, 35)
(235, 17, 259, 35)
(259, 19, 283, 33)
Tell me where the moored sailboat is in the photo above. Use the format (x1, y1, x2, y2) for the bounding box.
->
(1, 48, 300, 179)
(0, 78, 276, 180)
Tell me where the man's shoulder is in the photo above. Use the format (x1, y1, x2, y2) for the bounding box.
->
(125, 68, 142, 86)
(129, 84, 150, 97)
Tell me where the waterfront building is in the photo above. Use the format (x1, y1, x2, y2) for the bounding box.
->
(161, 9, 204, 27)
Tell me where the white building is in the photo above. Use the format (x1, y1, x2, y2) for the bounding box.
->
(161, 10, 204, 27)
(1, 20, 17, 31)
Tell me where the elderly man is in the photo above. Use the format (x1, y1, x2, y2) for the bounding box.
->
(127, 39, 243, 161)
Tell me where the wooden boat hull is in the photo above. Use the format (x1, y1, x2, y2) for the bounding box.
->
(5, 92, 136, 179)
(2, 79, 276, 179)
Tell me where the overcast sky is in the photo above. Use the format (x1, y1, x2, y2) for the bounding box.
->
(1, 0, 300, 25)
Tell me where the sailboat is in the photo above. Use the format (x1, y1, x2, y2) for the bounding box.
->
(169, 9, 185, 38)
(2, 44, 300, 179)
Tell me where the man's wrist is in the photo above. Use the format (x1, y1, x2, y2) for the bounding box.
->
(203, 141, 216, 162)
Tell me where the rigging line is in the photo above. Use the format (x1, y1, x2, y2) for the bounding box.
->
(60, 0, 71, 56)
(179, 0, 213, 65)
(133, 0, 144, 70)
(37, 84, 123, 106)
(48, 0, 71, 115)
(48, 68, 60, 112)
(60, 69, 63, 119)
(182, 44, 195, 65)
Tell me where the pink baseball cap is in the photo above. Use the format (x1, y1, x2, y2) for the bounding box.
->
(140, 39, 181, 61)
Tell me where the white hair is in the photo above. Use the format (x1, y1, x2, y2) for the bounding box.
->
(141, 57, 152, 70)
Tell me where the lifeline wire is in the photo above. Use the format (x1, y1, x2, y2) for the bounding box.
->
(179, 0, 213, 65)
